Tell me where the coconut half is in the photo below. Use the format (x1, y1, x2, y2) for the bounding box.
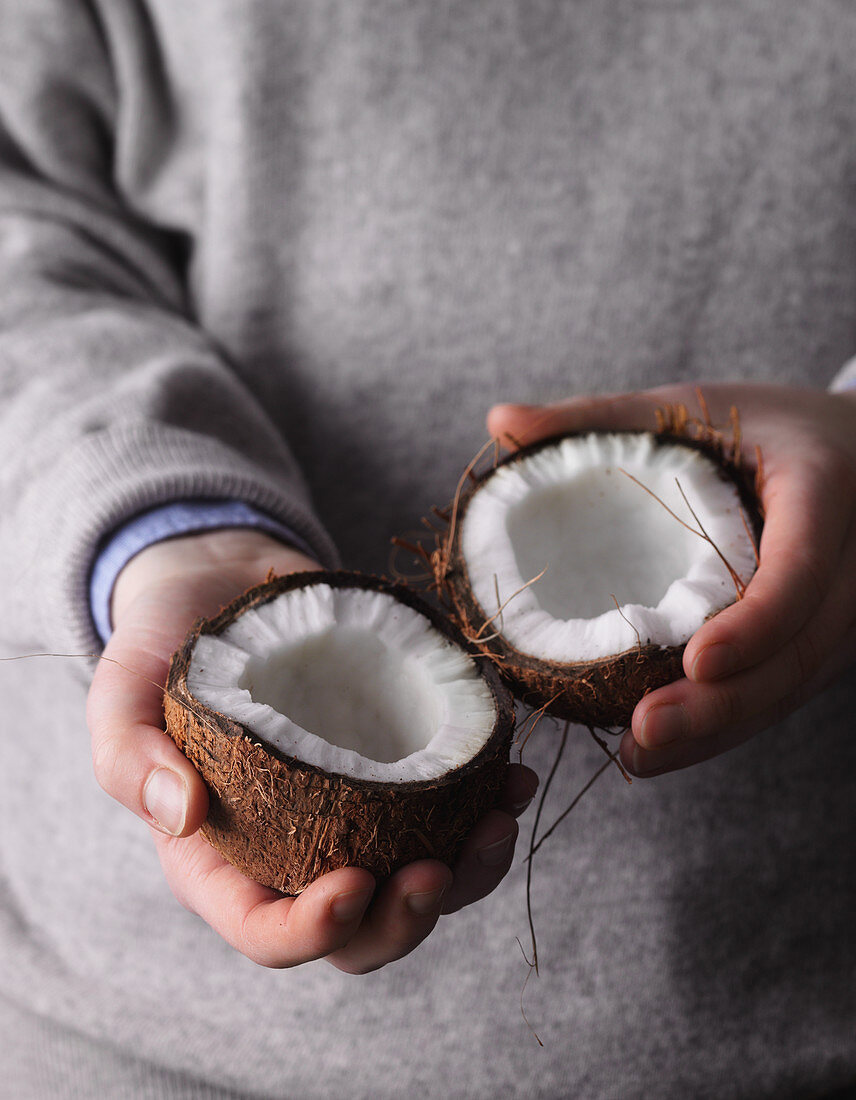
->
(165, 572, 513, 893)
(438, 431, 762, 728)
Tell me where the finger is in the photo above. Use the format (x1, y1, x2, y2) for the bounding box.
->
(686, 458, 852, 683)
(620, 720, 753, 777)
(621, 620, 856, 776)
(154, 830, 377, 968)
(486, 389, 679, 449)
(326, 861, 454, 975)
(441, 809, 519, 914)
(631, 570, 856, 764)
(499, 763, 539, 818)
(87, 635, 209, 837)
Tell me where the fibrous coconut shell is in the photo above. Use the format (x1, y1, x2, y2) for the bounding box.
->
(165, 572, 513, 894)
(435, 428, 763, 728)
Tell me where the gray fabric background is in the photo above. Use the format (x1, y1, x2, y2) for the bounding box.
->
(1, 1, 855, 1096)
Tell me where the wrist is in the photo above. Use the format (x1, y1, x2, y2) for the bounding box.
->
(111, 529, 319, 629)
(90, 500, 326, 643)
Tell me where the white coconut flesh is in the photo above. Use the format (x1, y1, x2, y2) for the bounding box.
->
(460, 433, 758, 664)
(187, 584, 497, 783)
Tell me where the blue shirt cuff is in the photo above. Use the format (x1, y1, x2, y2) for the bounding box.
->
(89, 500, 314, 644)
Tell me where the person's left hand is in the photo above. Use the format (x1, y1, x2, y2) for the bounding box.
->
(87, 528, 537, 973)
(487, 382, 856, 777)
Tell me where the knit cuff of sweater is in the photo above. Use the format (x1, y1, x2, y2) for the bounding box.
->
(18, 420, 339, 656)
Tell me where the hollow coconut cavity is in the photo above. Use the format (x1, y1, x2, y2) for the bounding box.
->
(439, 431, 762, 728)
(165, 572, 513, 893)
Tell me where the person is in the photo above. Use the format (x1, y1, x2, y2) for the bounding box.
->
(1, 2, 854, 1097)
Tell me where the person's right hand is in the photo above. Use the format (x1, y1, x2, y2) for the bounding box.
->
(488, 382, 856, 776)
(86, 528, 536, 973)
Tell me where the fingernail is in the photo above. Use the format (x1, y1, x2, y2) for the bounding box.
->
(691, 642, 740, 682)
(511, 776, 539, 815)
(476, 833, 514, 867)
(405, 884, 448, 916)
(330, 886, 374, 923)
(631, 741, 681, 776)
(143, 768, 188, 836)
(640, 704, 689, 748)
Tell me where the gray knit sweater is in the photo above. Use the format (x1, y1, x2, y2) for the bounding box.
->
(1, 2, 855, 1097)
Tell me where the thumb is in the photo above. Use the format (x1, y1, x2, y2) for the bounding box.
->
(88, 531, 318, 839)
(487, 387, 690, 450)
(87, 628, 209, 838)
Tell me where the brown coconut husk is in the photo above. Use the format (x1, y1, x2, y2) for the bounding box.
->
(164, 571, 514, 894)
(428, 414, 764, 729)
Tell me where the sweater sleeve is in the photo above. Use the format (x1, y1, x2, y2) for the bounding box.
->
(0, 4, 338, 655)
